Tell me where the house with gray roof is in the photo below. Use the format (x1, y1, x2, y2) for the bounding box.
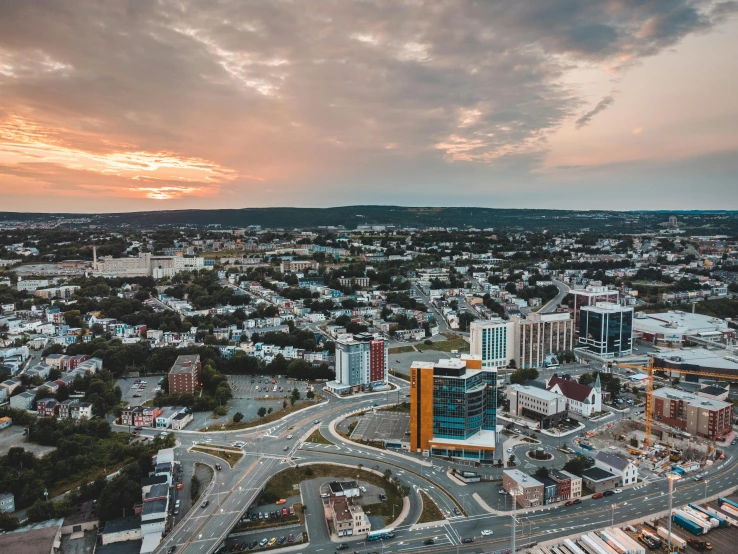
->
(594, 450, 638, 486)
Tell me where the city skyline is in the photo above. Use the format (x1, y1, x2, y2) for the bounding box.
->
(1, 0, 737, 213)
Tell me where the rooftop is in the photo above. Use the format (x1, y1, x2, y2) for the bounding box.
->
(547, 375, 594, 403)
(0, 522, 62, 554)
(429, 428, 496, 449)
(102, 516, 141, 534)
(652, 386, 732, 410)
(509, 384, 565, 402)
(581, 467, 617, 482)
(504, 469, 543, 488)
(170, 354, 200, 375)
(595, 451, 631, 471)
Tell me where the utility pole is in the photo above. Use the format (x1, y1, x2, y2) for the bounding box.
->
(667, 473, 681, 553)
(510, 487, 523, 554)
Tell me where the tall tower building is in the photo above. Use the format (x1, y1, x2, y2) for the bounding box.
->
(470, 319, 515, 369)
(328, 333, 387, 395)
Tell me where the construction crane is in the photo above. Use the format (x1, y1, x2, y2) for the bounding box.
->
(615, 357, 737, 448)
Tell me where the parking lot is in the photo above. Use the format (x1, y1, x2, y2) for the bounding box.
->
(190, 375, 314, 430)
(117, 376, 165, 407)
(349, 411, 410, 445)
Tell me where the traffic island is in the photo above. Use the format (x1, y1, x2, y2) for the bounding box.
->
(527, 448, 554, 461)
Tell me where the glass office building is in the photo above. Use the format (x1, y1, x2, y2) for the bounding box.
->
(578, 302, 633, 357)
(410, 357, 498, 462)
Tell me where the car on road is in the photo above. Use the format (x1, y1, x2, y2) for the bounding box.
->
(215, 464, 222, 471)
(613, 488, 622, 494)
(286, 435, 293, 439)
(694, 475, 704, 481)
(167, 547, 176, 554)
(276, 499, 286, 505)
(462, 538, 473, 543)
(603, 490, 614, 497)
(498, 489, 506, 495)
(565, 499, 581, 506)
(592, 493, 604, 499)
(283, 446, 289, 451)
(423, 539, 435, 545)
(481, 530, 493, 536)
(258, 539, 268, 547)
(314, 419, 320, 424)
(335, 543, 348, 550)
(201, 500, 209, 508)
(267, 538, 277, 547)
(453, 507, 461, 515)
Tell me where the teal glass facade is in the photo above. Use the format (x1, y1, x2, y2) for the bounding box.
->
(432, 370, 497, 440)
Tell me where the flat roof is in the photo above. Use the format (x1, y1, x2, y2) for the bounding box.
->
(509, 384, 564, 402)
(582, 467, 617, 481)
(639, 311, 729, 333)
(657, 348, 738, 372)
(430, 429, 496, 450)
(0, 524, 61, 554)
(652, 386, 732, 410)
(504, 469, 543, 488)
(103, 516, 141, 534)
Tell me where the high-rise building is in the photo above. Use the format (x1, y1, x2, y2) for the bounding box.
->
(565, 285, 620, 324)
(578, 302, 633, 357)
(509, 312, 574, 369)
(470, 319, 515, 369)
(326, 333, 387, 394)
(409, 356, 497, 461)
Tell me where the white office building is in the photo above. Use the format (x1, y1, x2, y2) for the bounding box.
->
(470, 319, 515, 369)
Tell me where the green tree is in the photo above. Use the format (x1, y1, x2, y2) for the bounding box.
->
(232, 412, 244, 423)
(578, 373, 593, 386)
(257, 407, 267, 418)
(509, 367, 539, 385)
(291, 387, 300, 406)
(27, 499, 55, 523)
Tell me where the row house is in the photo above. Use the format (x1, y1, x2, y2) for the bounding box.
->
(136, 407, 163, 428)
(36, 398, 57, 417)
(25, 363, 51, 380)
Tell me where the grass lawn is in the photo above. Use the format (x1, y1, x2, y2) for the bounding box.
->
(388, 345, 415, 354)
(199, 399, 321, 431)
(417, 490, 444, 524)
(191, 446, 244, 466)
(262, 465, 404, 526)
(416, 335, 469, 353)
(305, 429, 333, 445)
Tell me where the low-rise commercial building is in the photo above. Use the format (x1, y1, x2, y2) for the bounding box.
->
(594, 451, 638, 486)
(507, 385, 567, 429)
(502, 469, 544, 508)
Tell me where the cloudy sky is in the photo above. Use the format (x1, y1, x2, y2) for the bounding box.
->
(1, 0, 737, 213)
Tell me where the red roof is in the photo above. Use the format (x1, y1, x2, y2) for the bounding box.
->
(547, 375, 593, 403)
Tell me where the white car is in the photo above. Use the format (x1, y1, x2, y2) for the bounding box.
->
(286, 435, 293, 440)
(359, 486, 367, 493)
(481, 530, 493, 536)
(613, 488, 622, 494)
(506, 448, 513, 454)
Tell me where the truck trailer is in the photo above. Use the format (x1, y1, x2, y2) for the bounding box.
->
(656, 526, 686, 550)
(672, 512, 707, 536)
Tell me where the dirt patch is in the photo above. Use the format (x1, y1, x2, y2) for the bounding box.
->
(0, 426, 56, 458)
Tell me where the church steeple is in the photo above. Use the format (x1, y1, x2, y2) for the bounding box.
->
(594, 372, 602, 392)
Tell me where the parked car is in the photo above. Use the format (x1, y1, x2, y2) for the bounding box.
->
(481, 530, 493, 536)
(287, 534, 295, 543)
(498, 489, 506, 495)
(462, 538, 474, 543)
(592, 493, 604, 499)
(359, 486, 367, 493)
(276, 499, 287, 505)
(258, 539, 268, 547)
(603, 490, 615, 497)
(282, 508, 288, 516)
(613, 488, 622, 494)
(248, 541, 258, 549)
(565, 499, 581, 506)
(277, 537, 286, 545)
(320, 493, 330, 498)
(267, 538, 277, 547)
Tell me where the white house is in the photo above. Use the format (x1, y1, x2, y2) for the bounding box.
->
(594, 451, 638, 486)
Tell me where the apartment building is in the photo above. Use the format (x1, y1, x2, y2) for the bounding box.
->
(326, 333, 387, 394)
(279, 259, 319, 273)
(652, 387, 732, 439)
(509, 312, 574, 369)
(167, 354, 201, 394)
(507, 385, 568, 429)
(410, 356, 497, 462)
(470, 319, 515, 369)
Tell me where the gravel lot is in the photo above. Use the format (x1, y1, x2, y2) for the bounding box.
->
(0, 425, 57, 457)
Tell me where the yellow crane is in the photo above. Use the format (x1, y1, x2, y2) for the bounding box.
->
(614, 358, 736, 448)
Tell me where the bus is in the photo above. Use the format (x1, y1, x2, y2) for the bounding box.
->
(367, 529, 395, 541)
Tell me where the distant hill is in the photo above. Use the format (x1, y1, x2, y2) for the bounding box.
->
(1, 206, 737, 233)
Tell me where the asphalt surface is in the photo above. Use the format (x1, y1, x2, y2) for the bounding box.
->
(149, 367, 738, 554)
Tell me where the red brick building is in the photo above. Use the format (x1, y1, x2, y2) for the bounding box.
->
(168, 355, 201, 394)
(369, 338, 386, 383)
(652, 387, 732, 439)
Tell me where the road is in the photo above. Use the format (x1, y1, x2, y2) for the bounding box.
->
(539, 279, 570, 314)
(153, 362, 738, 554)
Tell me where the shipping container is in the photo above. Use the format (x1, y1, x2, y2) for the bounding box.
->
(657, 527, 686, 549)
(672, 512, 706, 536)
(689, 504, 726, 527)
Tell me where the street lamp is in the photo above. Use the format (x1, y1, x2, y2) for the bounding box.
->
(667, 473, 681, 554)
(611, 501, 627, 527)
(509, 486, 523, 554)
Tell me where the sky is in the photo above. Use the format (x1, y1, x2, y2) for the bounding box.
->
(0, 0, 737, 213)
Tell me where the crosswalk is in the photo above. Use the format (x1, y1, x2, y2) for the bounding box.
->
(299, 442, 342, 451)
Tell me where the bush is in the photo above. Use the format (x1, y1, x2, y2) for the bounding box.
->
(213, 405, 228, 416)
(424, 339, 432, 345)
(232, 412, 244, 423)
